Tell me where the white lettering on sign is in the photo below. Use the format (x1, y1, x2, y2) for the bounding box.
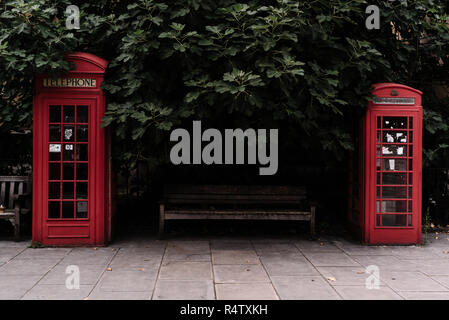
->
(43, 78, 96, 88)
(373, 96, 415, 105)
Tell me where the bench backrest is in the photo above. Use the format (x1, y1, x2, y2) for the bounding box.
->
(0, 176, 31, 209)
(163, 185, 307, 205)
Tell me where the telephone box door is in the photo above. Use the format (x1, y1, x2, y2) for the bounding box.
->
(369, 111, 422, 243)
(44, 98, 96, 244)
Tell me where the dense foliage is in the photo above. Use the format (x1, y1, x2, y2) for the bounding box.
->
(0, 0, 448, 170)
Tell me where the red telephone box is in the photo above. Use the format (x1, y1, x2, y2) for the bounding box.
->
(358, 83, 423, 244)
(32, 52, 113, 246)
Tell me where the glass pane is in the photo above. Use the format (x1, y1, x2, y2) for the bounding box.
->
(377, 117, 381, 129)
(63, 125, 74, 142)
(409, 187, 413, 198)
(382, 159, 407, 171)
(377, 158, 381, 170)
(77, 163, 88, 180)
(63, 144, 74, 161)
(77, 105, 88, 123)
(409, 117, 413, 129)
(382, 145, 407, 157)
(377, 173, 380, 184)
(49, 125, 61, 142)
(381, 200, 407, 213)
(376, 201, 380, 213)
(76, 182, 88, 199)
(76, 202, 88, 218)
(382, 214, 407, 226)
(63, 182, 74, 199)
(409, 131, 413, 143)
(63, 105, 75, 123)
(49, 148, 61, 161)
(76, 144, 88, 161)
(377, 132, 381, 143)
(408, 200, 412, 212)
(409, 173, 413, 184)
(377, 145, 380, 157)
(49, 105, 61, 123)
(48, 182, 60, 199)
(48, 202, 60, 219)
(376, 214, 381, 226)
(77, 125, 88, 142)
(383, 131, 407, 143)
(382, 186, 407, 199)
(62, 201, 74, 218)
(408, 215, 412, 226)
(382, 173, 407, 185)
(409, 159, 413, 170)
(383, 117, 407, 129)
(409, 145, 413, 157)
(376, 187, 380, 198)
(49, 163, 60, 180)
(63, 164, 74, 180)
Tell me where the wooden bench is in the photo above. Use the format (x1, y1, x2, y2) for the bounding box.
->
(0, 176, 32, 241)
(159, 185, 316, 237)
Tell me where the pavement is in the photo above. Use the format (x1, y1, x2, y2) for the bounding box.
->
(0, 233, 448, 300)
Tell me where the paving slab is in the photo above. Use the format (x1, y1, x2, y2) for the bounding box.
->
(0, 248, 25, 263)
(212, 250, 260, 265)
(15, 248, 71, 260)
(87, 290, 151, 300)
(295, 240, 342, 253)
(302, 252, 360, 267)
(351, 255, 419, 271)
(164, 241, 211, 261)
(389, 246, 443, 260)
(0, 259, 58, 275)
(96, 270, 156, 292)
(61, 248, 116, 265)
(430, 276, 449, 289)
(317, 266, 379, 286)
(260, 256, 318, 277)
(380, 271, 449, 292)
(214, 264, 270, 283)
(0, 275, 42, 300)
(0, 241, 29, 248)
(334, 244, 394, 256)
(404, 259, 449, 276)
(210, 240, 253, 251)
(271, 276, 341, 300)
(333, 285, 403, 300)
(21, 284, 93, 300)
(215, 283, 278, 300)
(39, 264, 106, 285)
(399, 291, 449, 300)
(153, 280, 215, 300)
(252, 242, 299, 255)
(159, 261, 212, 280)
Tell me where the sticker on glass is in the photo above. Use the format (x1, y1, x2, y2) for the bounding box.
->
(64, 128, 73, 141)
(49, 144, 61, 153)
(65, 144, 74, 151)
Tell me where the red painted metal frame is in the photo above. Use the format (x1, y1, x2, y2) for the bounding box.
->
(33, 52, 111, 246)
(360, 83, 423, 244)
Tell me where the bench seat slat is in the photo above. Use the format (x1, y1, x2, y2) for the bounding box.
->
(165, 213, 312, 221)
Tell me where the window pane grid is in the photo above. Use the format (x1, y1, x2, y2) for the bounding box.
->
(48, 104, 89, 220)
(376, 116, 414, 228)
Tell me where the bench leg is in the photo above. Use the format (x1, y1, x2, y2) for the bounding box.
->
(158, 204, 165, 239)
(13, 206, 20, 242)
(310, 206, 316, 237)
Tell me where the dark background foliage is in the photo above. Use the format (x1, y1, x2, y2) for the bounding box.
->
(0, 0, 448, 233)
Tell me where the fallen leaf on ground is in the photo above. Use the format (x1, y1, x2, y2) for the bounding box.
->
(327, 277, 336, 282)
(107, 267, 112, 271)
